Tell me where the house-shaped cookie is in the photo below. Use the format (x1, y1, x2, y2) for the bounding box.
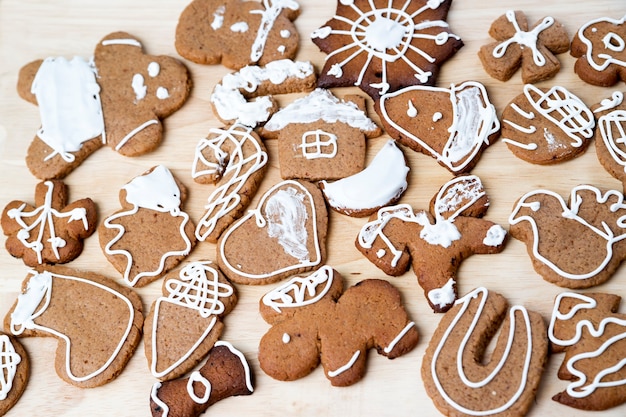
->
(260, 88, 381, 181)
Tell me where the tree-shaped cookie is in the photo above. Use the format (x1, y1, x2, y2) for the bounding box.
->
(1, 180, 97, 266)
(356, 175, 507, 312)
(258, 266, 418, 386)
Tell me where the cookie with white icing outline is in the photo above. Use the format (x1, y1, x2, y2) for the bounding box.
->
(260, 88, 382, 181)
(258, 266, 418, 386)
(4, 265, 143, 388)
(592, 91, 626, 190)
(478, 10, 569, 83)
(356, 175, 507, 312)
(99, 165, 197, 288)
(509, 184, 626, 289)
(1, 180, 97, 267)
(144, 261, 238, 381)
(311, 0, 463, 100)
(500, 84, 595, 164)
(175, 0, 300, 69)
(422, 287, 548, 417)
(0, 333, 28, 416)
(377, 81, 500, 174)
(17, 31, 191, 180)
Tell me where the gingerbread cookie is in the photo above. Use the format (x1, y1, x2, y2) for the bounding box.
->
(320, 140, 409, 217)
(210, 59, 316, 127)
(17, 31, 191, 180)
(509, 184, 626, 288)
(217, 179, 328, 285)
(144, 261, 237, 381)
(422, 287, 548, 417)
(311, 0, 463, 99)
(260, 88, 382, 181)
(356, 175, 507, 312)
(150, 341, 253, 417)
(501, 84, 595, 164)
(1, 180, 97, 266)
(478, 10, 569, 83)
(592, 91, 626, 190)
(5, 266, 143, 388)
(377, 81, 500, 174)
(571, 16, 626, 87)
(175, 0, 300, 69)
(99, 165, 196, 287)
(193, 124, 268, 243)
(0, 333, 28, 416)
(549, 291, 626, 410)
(258, 266, 418, 386)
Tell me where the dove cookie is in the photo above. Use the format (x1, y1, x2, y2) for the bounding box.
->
(4, 265, 143, 388)
(217, 179, 328, 285)
(99, 165, 196, 287)
(258, 266, 418, 386)
(144, 261, 238, 381)
(356, 175, 507, 312)
(377, 81, 500, 174)
(1, 180, 97, 267)
(311, 0, 462, 99)
(478, 10, 569, 83)
(509, 184, 626, 288)
(0, 333, 28, 416)
(500, 84, 595, 164)
(17, 31, 191, 180)
(571, 16, 626, 87)
(549, 291, 626, 410)
(175, 0, 300, 69)
(422, 287, 548, 417)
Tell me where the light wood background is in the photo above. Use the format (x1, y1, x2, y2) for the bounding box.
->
(1, 0, 625, 416)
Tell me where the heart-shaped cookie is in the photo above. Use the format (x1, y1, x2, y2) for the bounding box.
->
(217, 179, 328, 285)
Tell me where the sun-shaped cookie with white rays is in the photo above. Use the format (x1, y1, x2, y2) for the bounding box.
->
(311, 0, 463, 99)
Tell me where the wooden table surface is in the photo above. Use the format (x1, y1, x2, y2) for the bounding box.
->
(1, 0, 625, 415)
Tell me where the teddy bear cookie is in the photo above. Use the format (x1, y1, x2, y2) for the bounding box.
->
(217, 179, 328, 285)
(175, 0, 300, 69)
(150, 341, 253, 417)
(377, 81, 500, 174)
(4, 265, 143, 388)
(144, 261, 238, 381)
(260, 88, 382, 181)
(500, 84, 595, 164)
(1, 180, 97, 267)
(0, 333, 28, 416)
(356, 175, 507, 312)
(571, 16, 626, 87)
(16, 31, 191, 180)
(549, 291, 626, 410)
(258, 266, 418, 386)
(99, 165, 196, 287)
(592, 91, 626, 190)
(311, 0, 463, 99)
(193, 124, 268, 243)
(478, 10, 569, 83)
(422, 287, 548, 417)
(510, 184, 626, 289)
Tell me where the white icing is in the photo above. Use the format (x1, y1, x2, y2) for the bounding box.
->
(300, 130, 337, 159)
(187, 371, 212, 404)
(10, 270, 135, 383)
(193, 124, 268, 241)
(320, 140, 408, 213)
(501, 138, 539, 151)
(156, 87, 169, 99)
(594, 91, 624, 113)
(131, 73, 147, 100)
(407, 100, 418, 117)
(598, 108, 626, 172)
(150, 382, 169, 416)
(231, 22, 249, 33)
(265, 187, 309, 261)
(214, 341, 254, 393)
(492, 11, 555, 66)
(483, 225, 507, 246)
(282, 333, 291, 343)
(376, 248, 386, 258)
(114, 119, 158, 151)
(578, 16, 626, 72)
(101, 38, 142, 47)
(0, 335, 20, 400)
(262, 265, 334, 312)
(211, 5, 225, 30)
(249, 0, 299, 62)
(148, 62, 160, 77)
(327, 350, 360, 377)
(383, 322, 416, 354)
(280, 29, 291, 38)
(380, 82, 499, 173)
(311, 26, 332, 39)
(31, 56, 104, 162)
(427, 278, 456, 308)
(432, 111, 443, 122)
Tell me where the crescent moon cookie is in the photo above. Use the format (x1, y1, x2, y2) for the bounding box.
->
(16, 31, 191, 180)
(4, 266, 143, 388)
(422, 287, 548, 417)
(0, 333, 28, 416)
(377, 81, 500, 174)
(99, 165, 197, 288)
(509, 184, 626, 289)
(571, 15, 626, 87)
(478, 10, 569, 83)
(217, 179, 328, 285)
(500, 84, 595, 164)
(311, 0, 463, 100)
